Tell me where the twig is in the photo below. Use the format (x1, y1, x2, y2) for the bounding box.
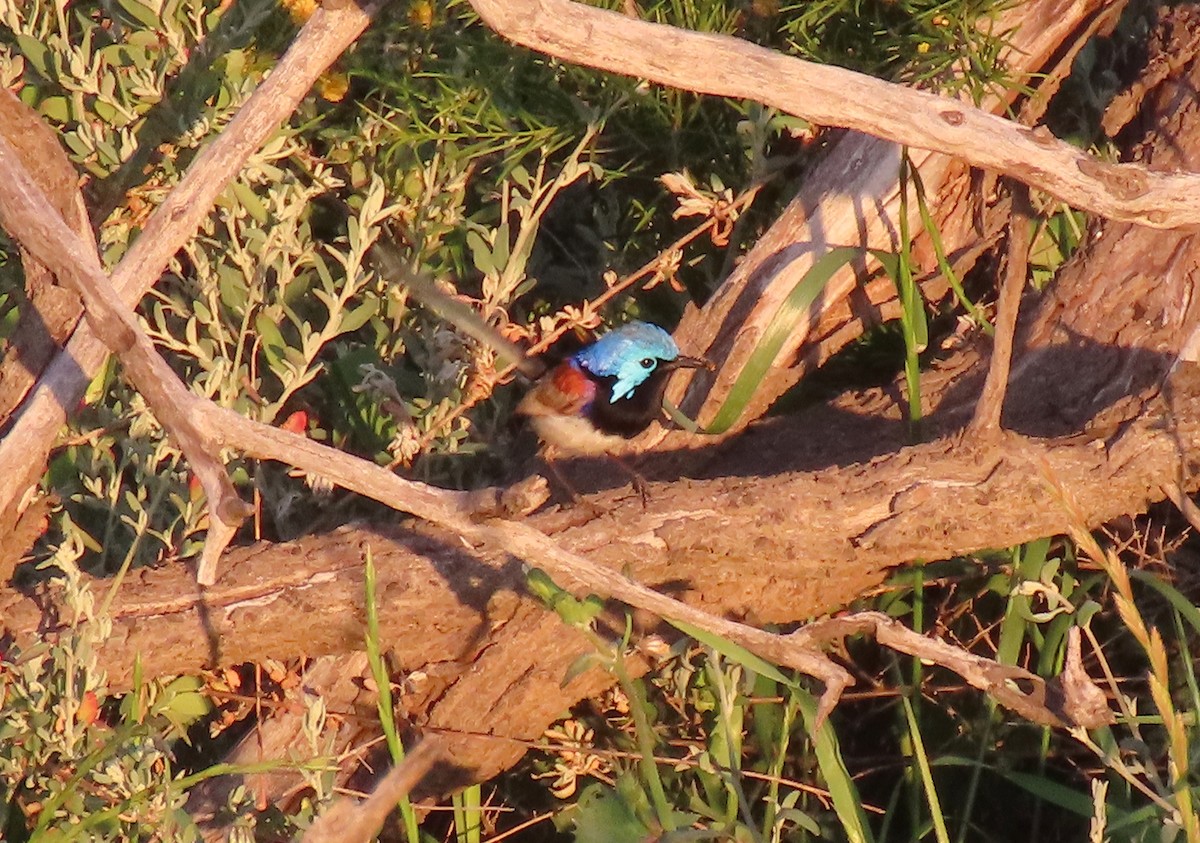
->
(302, 735, 447, 843)
(470, 0, 1200, 228)
(794, 612, 1110, 728)
(968, 180, 1033, 440)
(1161, 481, 1200, 533)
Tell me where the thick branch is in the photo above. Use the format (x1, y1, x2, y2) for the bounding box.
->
(2, 365, 1192, 683)
(469, 0, 1187, 227)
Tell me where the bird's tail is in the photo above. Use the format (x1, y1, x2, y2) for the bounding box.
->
(372, 243, 547, 382)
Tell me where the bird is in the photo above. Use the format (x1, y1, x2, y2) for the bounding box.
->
(516, 321, 709, 503)
(370, 247, 708, 502)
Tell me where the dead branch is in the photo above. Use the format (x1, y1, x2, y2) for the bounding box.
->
(470, 0, 1183, 227)
(0, 134, 251, 583)
(0, 88, 91, 422)
(968, 181, 1032, 439)
(0, 89, 96, 578)
(0, 0, 379, 540)
(796, 615, 1111, 728)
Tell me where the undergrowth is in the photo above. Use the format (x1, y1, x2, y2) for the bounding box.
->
(1, 0, 1192, 840)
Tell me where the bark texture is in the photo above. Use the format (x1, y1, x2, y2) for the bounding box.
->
(0, 89, 94, 579)
(6, 0, 1200, 812)
(191, 5, 1200, 791)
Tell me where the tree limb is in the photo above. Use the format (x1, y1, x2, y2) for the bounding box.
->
(0, 134, 251, 584)
(968, 181, 1032, 439)
(469, 0, 1185, 227)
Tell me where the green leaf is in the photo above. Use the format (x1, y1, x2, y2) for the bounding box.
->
(364, 548, 421, 842)
(339, 299, 379, 334)
(572, 783, 654, 843)
(666, 618, 795, 688)
(525, 567, 566, 605)
(15, 35, 49, 76)
(796, 689, 875, 843)
(562, 652, 602, 687)
(39, 97, 71, 123)
(116, 0, 162, 28)
(466, 228, 495, 276)
(255, 314, 287, 367)
(705, 245, 872, 435)
(218, 268, 248, 313)
(491, 221, 510, 271)
(231, 180, 268, 224)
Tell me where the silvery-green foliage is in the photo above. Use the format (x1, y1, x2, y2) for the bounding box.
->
(0, 536, 205, 839)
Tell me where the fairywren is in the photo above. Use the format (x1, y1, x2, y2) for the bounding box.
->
(517, 322, 708, 500)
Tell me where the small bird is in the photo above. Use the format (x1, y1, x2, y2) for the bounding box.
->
(517, 321, 709, 501)
(369, 249, 708, 500)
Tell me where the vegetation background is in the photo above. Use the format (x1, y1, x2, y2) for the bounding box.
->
(1, 0, 1197, 840)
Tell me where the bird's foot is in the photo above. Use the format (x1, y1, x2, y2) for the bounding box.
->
(629, 473, 650, 509)
(607, 454, 650, 509)
(540, 456, 590, 510)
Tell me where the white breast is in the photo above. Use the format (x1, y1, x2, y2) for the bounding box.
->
(529, 413, 627, 456)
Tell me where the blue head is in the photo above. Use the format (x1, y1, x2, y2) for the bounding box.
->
(574, 322, 688, 402)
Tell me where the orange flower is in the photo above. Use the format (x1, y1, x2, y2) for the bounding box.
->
(76, 691, 100, 727)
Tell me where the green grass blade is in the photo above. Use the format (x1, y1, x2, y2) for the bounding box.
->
(934, 757, 1157, 831)
(453, 784, 482, 843)
(901, 694, 949, 843)
(365, 548, 422, 843)
(1130, 570, 1200, 636)
(909, 163, 993, 335)
(795, 688, 875, 843)
(662, 397, 702, 433)
(704, 245, 874, 435)
(895, 152, 926, 433)
(667, 618, 796, 688)
(997, 537, 1051, 666)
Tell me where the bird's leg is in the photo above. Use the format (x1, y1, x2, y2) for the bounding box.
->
(606, 454, 650, 509)
(539, 452, 585, 508)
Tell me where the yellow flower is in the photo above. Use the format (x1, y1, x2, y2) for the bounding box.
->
(408, 0, 433, 28)
(917, 42, 931, 54)
(317, 72, 350, 102)
(280, 0, 317, 23)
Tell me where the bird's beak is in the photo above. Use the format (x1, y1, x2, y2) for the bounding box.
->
(667, 355, 714, 372)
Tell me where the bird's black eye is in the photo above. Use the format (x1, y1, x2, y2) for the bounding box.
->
(640, 358, 655, 369)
